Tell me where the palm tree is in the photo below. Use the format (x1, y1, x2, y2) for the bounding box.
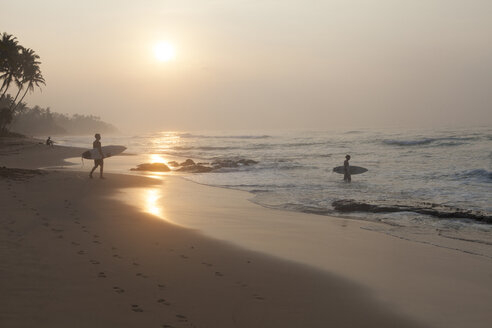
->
(11, 47, 43, 109)
(0, 32, 46, 134)
(0, 94, 15, 134)
(0, 33, 22, 97)
(12, 70, 45, 111)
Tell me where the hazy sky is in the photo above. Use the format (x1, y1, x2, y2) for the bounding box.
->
(2, 0, 492, 132)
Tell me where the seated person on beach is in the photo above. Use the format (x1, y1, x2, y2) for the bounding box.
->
(344, 155, 351, 183)
(89, 133, 104, 179)
(46, 136, 54, 147)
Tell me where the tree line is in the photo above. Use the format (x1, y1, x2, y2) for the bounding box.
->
(0, 32, 45, 134)
(9, 105, 118, 136)
(1, 32, 116, 136)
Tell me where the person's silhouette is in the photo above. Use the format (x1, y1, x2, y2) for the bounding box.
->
(89, 133, 104, 179)
(46, 136, 54, 147)
(343, 155, 351, 182)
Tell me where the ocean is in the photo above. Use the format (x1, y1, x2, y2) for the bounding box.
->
(57, 126, 492, 258)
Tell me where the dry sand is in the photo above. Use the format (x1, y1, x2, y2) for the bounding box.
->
(0, 137, 490, 327)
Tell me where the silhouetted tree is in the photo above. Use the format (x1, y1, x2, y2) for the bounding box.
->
(0, 33, 21, 98)
(0, 94, 15, 134)
(12, 48, 45, 110)
(0, 32, 45, 134)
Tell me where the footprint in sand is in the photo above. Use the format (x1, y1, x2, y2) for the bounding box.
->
(77, 250, 86, 255)
(176, 314, 188, 322)
(113, 254, 122, 259)
(214, 272, 224, 277)
(180, 255, 189, 259)
(253, 294, 265, 301)
(157, 284, 166, 289)
(132, 262, 139, 267)
(90, 259, 100, 265)
(157, 298, 171, 306)
(71, 241, 80, 246)
(131, 304, 143, 312)
(113, 286, 125, 294)
(201, 262, 213, 267)
(136, 273, 148, 278)
(98, 272, 107, 278)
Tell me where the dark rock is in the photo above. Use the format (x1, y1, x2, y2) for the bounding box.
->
(168, 161, 179, 167)
(180, 159, 195, 167)
(131, 163, 171, 172)
(238, 159, 258, 166)
(177, 164, 213, 173)
(332, 199, 492, 223)
(211, 158, 259, 168)
(212, 159, 238, 168)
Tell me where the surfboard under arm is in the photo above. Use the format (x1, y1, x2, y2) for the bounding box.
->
(333, 166, 368, 175)
(81, 145, 127, 159)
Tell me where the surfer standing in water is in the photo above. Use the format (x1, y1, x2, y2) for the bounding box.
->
(90, 133, 104, 179)
(343, 155, 351, 182)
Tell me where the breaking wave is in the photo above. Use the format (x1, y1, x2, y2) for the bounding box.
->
(383, 138, 436, 146)
(458, 169, 492, 182)
(382, 136, 479, 147)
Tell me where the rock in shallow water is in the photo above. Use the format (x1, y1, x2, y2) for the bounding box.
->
(180, 159, 195, 167)
(211, 159, 258, 168)
(332, 199, 492, 223)
(130, 163, 171, 172)
(132, 158, 259, 174)
(177, 164, 214, 173)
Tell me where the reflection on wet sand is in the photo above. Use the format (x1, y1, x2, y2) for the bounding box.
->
(114, 186, 170, 223)
(145, 188, 163, 218)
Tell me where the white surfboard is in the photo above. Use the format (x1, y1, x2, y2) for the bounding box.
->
(82, 145, 126, 160)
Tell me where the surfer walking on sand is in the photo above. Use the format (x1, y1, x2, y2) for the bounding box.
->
(343, 155, 351, 183)
(89, 133, 104, 179)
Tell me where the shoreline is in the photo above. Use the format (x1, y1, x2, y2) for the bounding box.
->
(1, 137, 491, 327)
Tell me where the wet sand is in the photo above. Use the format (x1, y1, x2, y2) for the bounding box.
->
(0, 137, 490, 327)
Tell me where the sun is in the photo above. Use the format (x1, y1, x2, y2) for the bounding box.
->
(153, 42, 176, 62)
